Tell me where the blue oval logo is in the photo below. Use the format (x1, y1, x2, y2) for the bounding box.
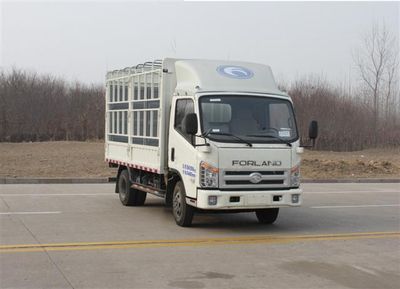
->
(216, 65, 254, 79)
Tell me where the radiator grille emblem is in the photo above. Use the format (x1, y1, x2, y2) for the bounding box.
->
(249, 172, 263, 184)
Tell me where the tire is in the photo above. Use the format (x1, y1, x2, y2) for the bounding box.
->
(255, 208, 279, 224)
(118, 170, 146, 206)
(172, 181, 194, 227)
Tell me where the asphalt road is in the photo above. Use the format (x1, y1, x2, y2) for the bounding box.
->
(0, 183, 399, 289)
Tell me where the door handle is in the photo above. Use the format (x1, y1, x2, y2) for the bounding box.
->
(171, 148, 175, 162)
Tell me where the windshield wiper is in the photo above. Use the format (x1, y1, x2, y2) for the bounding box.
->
(204, 131, 253, 147)
(246, 134, 292, 147)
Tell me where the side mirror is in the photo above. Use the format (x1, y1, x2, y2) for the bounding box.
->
(183, 113, 198, 135)
(309, 120, 318, 139)
(308, 120, 318, 147)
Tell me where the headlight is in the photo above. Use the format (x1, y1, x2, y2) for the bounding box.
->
(290, 165, 300, 187)
(200, 161, 219, 188)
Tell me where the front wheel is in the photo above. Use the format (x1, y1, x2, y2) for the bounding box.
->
(172, 181, 194, 227)
(255, 208, 279, 224)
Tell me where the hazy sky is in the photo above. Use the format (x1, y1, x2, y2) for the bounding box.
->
(1, 1, 399, 85)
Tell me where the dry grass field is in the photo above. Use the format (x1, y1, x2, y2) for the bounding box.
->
(0, 141, 399, 179)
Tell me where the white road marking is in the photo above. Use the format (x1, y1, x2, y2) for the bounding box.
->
(1, 191, 398, 197)
(311, 204, 400, 209)
(0, 193, 110, 196)
(0, 211, 62, 215)
(305, 190, 399, 194)
(352, 265, 378, 276)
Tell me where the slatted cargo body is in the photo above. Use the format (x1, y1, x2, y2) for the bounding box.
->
(105, 61, 167, 174)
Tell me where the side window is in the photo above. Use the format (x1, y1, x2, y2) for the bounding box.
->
(174, 99, 194, 141)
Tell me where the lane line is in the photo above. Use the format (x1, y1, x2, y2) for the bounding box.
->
(0, 193, 110, 196)
(1, 231, 399, 253)
(311, 204, 400, 209)
(304, 190, 400, 194)
(1, 191, 398, 197)
(0, 211, 62, 215)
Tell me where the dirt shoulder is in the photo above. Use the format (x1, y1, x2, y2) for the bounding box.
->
(0, 141, 399, 179)
(0, 141, 114, 178)
(302, 148, 400, 179)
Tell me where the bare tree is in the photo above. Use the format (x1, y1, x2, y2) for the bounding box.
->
(353, 23, 399, 146)
(0, 68, 105, 142)
(384, 50, 399, 119)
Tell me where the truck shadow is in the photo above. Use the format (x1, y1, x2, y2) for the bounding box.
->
(186, 208, 358, 234)
(141, 198, 362, 234)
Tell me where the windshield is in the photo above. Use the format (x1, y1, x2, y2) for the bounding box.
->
(199, 95, 298, 144)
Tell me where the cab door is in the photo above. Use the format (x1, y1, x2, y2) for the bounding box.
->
(168, 96, 198, 199)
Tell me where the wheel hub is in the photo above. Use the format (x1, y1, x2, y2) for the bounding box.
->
(119, 178, 127, 200)
(173, 190, 182, 218)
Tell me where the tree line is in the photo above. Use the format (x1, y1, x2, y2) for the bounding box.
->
(288, 77, 399, 151)
(0, 69, 104, 142)
(0, 24, 398, 151)
(0, 67, 398, 151)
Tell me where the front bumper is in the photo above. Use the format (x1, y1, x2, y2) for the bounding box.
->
(194, 188, 302, 210)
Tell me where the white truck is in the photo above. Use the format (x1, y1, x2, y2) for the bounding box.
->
(105, 58, 318, 226)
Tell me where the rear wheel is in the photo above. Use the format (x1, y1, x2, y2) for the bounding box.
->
(255, 208, 279, 224)
(118, 170, 146, 206)
(172, 181, 194, 227)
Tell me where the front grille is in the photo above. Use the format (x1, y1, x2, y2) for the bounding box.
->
(226, 180, 284, 185)
(221, 170, 289, 189)
(225, 171, 284, 176)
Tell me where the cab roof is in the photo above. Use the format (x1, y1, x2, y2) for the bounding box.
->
(172, 59, 287, 97)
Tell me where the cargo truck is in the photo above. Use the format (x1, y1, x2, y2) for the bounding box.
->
(105, 58, 318, 227)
